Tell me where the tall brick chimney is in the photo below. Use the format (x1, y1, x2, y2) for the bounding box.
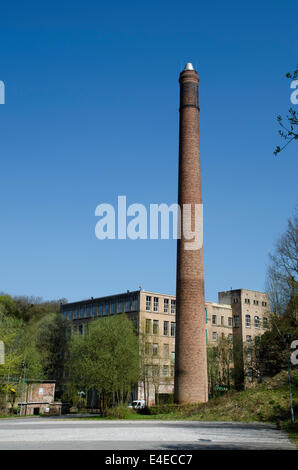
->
(174, 63, 208, 403)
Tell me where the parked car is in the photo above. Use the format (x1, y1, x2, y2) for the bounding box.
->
(128, 400, 146, 409)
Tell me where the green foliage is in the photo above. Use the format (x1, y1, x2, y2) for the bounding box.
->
(0, 292, 65, 324)
(103, 404, 132, 419)
(0, 310, 44, 411)
(207, 337, 235, 396)
(31, 313, 70, 387)
(66, 315, 140, 410)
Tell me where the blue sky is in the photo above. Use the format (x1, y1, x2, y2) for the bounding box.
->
(0, 1, 297, 303)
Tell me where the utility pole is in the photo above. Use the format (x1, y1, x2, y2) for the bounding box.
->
(20, 361, 26, 416)
(284, 333, 295, 424)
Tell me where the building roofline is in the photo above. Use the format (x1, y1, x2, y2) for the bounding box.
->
(61, 290, 142, 307)
(140, 290, 176, 298)
(218, 288, 268, 295)
(61, 290, 176, 307)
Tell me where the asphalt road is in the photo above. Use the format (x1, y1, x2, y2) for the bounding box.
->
(0, 417, 295, 450)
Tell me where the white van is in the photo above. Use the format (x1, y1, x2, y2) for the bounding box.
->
(128, 400, 146, 409)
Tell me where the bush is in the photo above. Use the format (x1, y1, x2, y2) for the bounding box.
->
(103, 405, 132, 419)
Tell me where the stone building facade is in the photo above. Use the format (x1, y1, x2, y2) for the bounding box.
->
(18, 381, 58, 416)
(61, 287, 270, 404)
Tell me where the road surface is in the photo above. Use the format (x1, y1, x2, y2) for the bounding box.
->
(0, 417, 295, 450)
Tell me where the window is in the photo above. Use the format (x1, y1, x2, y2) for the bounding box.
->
(245, 315, 251, 328)
(221, 332, 225, 339)
(164, 298, 169, 313)
(254, 316, 260, 328)
(170, 366, 174, 377)
(171, 322, 176, 337)
(228, 333, 233, 342)
(80, 306, 85, 318)
(92, 305, 97, 317)
(246, 350, 252, 363)
(205, 308, 208, 324)
(246, 335, 252, 343)
(262, 301, 267, 307)
(163, 321, 169, 336)
(253, 300, 259, 305)
(86, 305, 91, 318)
(153, 297, 159, 312)
(221, 316, 224, 326)
(153, 320, 159, 335)
(68, 310, 72, 320)
(152, 365, 159, 376)
(163, 365, 169, 377)
(229, 350, 233, 362)
(98, 304, 103, 316)
(171, 351, 175, 363)
(263, 317, 268, 329)
(132, 295, 138, 311)
(125, 297, 131, 312)
(145, 319, 151, 334)
(244, 298, 250, 304)
(171, 300, 176, 314)
(117, 298, 123, 313)
(104, 302, 109, 316)
(228, 317, 233, 327)
(234, 315, 240, 327)
(233, 298, 239, 303)
(73, 308, 78, 319)
(79, 324, 83, 336)
(163, 344, 169, 358)
(212, 315, 217, 325)
(111, 301, 116, 315)
(212, 332, 217, 342)
(63, 311, 67, 319)
(146, 296, 151, 311)
(145, 343, 151, 355)
(39, 388, 44, 395)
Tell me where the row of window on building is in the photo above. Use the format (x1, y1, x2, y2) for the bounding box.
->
(145, 319, 176, 337)
(144, 364, 175, 377)
(243, 298, 267, 306)
(211, 314, 268, 329)
(62, 295, 139, 320)
(210, 331, 233, 342)
(146, 296, 176, 314)
(145, 343, 175, 360)
(210, 331, 262, 346)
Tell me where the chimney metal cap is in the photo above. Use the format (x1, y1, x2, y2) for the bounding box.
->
(184, 62, 194, 71)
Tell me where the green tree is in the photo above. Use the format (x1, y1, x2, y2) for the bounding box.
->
(31, 313, 70, 392)
(207, 345, 220, 397)
(66, 315, 139, 412)
(0, 309, 44, 413)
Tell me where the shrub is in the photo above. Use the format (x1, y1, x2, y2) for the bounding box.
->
(103, 405, 132, 419)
